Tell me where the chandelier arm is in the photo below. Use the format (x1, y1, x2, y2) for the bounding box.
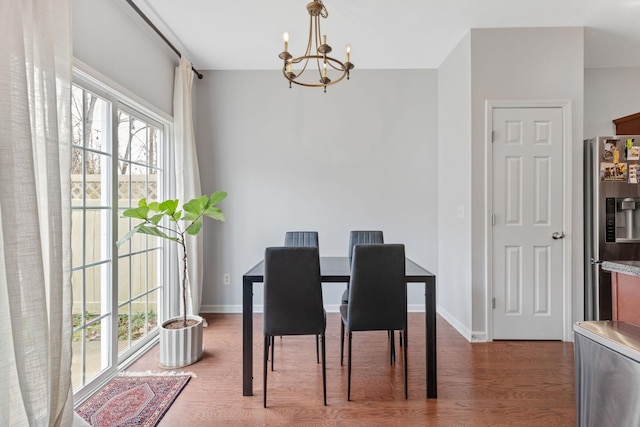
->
(326, 61, 345, 71)
(298, 56, 310, 76)
(314, 14, 321, 54)
(304, 15, 314, 58)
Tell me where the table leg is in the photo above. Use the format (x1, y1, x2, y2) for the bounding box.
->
(426, 277, 437, 398)
(243, 276, 253, 396)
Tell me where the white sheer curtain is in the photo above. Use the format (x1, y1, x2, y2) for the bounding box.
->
(173, 57, 204, 320)
(0, 0, 77, 426)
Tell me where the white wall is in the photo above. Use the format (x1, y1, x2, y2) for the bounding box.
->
(72, 0, 176, 115)
(437, 34, 474, 338)
(585, 67, 640, 138)
(437, 27, 584, 341)
(470, 27, 584, 338)
(194, 69, 439, 312)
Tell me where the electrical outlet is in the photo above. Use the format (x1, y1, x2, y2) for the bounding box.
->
(223, 273, 231, 285)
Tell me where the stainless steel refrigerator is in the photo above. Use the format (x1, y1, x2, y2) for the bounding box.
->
(584, 136, 640, 320)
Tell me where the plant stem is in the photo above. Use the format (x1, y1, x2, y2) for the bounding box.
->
(180, 236, 188, 328)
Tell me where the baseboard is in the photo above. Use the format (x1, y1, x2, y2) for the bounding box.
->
(436, 304, 482, 342)
(200, 304, 244, 313)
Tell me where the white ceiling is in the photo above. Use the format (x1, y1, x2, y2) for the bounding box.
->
(135, 0, 640, 70)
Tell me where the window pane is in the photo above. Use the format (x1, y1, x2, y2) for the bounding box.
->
(85, 264, 107, 315)
(129, 252, 148, 300)
(117, 162, 131, 208)
(84, 209, 109, 265)
(131, 118, 147, 166)
(118, 256, 131, 302)
(117, 111, 132, 160)
(82, 319, 108, 384)
(71, 86, 84, 148)
(71, 212, 84, 269)
(147, 290, 159, 327)
(71, 148, 84, 201)
(148, 125, 159, 168)
(71, 269, 84, 313)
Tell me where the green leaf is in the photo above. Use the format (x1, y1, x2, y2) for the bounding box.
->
(122, 206, 149, 220)
(149, 213, 165, 225)
(183, 195, 208, 220)
(186, 218, 203, 236)
(159, 199, 179, 216)
(170, 210, 182, 222)
(137, 198, 148, 208)
(147, 201, 161, 212)
(136, 224, 177, 241)
(203, 207, 225, 222)
(208, 191, 227, 206)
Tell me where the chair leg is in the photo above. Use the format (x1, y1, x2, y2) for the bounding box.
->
(316, 334, 320, 364)
(321, 333, 327, 406)
(271, 335, 275, 371)
(390, 331, 395, 365)
(340, 320, 345, 366)
(347, 331, 352, 401)
(264, 335, 269, 408)
(403, 328, 408, 399)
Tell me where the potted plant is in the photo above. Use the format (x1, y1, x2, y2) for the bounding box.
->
(117, 191, 227, 368)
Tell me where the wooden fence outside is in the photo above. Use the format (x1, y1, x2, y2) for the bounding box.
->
(71, 174, 160, 315)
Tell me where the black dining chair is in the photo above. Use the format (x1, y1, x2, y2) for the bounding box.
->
(284, 231, 319, 248)
(269, 231, 321, 364)
(340, 243, 408, 401)
(341, 230, 384, 304)
(341, 231, 401, 361)
(263, 246, 327, 407)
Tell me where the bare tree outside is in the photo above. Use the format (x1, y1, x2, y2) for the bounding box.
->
(71, 88, 158, 178)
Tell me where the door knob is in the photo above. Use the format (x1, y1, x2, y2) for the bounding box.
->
(552, 232, 565, 240)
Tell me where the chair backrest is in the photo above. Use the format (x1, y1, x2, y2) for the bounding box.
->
(346, 244, 406, 332)
(264, 246, 324, 336)
(348, 230, 383, 264)
(284, 231, 319, 248)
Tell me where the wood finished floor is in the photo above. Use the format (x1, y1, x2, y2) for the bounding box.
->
(128, 313, 576, 426)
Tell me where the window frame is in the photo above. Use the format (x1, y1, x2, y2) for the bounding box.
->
(72, 62, 175, 403)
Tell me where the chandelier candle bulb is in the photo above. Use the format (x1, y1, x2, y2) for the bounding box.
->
(322, 34, 327, 45)
(346, 45, 350, 62)
(323, 62, 327, 78)
(283, 32, 289, 51)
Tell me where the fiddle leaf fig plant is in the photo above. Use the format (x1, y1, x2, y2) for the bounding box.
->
(117, 191, 227, 328)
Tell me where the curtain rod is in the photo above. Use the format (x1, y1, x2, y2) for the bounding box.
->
(125, 0, 203, 79)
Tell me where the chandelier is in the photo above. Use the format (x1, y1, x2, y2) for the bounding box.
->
(278, 0, 354, 92)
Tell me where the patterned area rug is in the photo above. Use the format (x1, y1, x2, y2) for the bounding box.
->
(75, 373, 191, 427)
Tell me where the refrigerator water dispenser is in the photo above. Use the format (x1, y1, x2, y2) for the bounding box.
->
(614, 197, 640, 242)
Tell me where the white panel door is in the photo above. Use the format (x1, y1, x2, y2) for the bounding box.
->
(492, 107, 564, 340)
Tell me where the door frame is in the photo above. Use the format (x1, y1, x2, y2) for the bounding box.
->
(485, 99, 573, 342)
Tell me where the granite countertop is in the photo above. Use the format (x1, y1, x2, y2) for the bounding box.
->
(602, 260, 640, 277)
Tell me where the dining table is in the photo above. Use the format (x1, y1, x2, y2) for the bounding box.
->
(242, 256, 437, 398)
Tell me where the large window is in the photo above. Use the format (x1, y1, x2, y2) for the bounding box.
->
(71, 72, 170, 400)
